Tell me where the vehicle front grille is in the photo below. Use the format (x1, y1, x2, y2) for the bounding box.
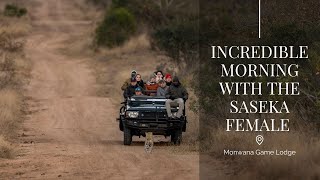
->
(139, 111, 168, 120)
(157, 112, 167, 119)
(140, 112, 156, 119)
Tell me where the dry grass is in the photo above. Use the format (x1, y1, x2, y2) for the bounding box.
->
(101, 34, 151, 57)
(0, 16, 31, 37)
(0, 136, 15, 159)
(0, 90, 21, 135)
(204, 127, 320, 179)
(0, 12, 30, 159)
(0, 90, 21, 158)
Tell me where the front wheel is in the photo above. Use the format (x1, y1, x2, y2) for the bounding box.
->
(123, 126, 132, 145)
(171, 129, 182, 145)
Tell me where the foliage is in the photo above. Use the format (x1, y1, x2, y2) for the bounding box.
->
(3, 4, 27, 17)
(95, 7, 136, 47)
(152, 18, 198, 64)
(111, 0, 128, 8)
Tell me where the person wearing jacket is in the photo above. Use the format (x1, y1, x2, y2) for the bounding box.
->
(165, 76, 188, 119)
(157, 80, 168, 97)
(155, 70, 163, 83)
(145, 73, 158, 96)
(121, 70, 137, 91)
(164, 73, 172, 86)
(123, 78, 141, 99)
(135, 74, 145, 90)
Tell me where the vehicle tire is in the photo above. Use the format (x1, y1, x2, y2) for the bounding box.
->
(171, 129, 182, 145)
(123, 126, 132, 145)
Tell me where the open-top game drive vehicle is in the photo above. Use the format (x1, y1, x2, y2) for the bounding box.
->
(117, 95, 187, 145)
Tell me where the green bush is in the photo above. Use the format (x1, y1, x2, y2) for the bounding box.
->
(95, 7, 136, 47)
(111, 0, 128, 8)
(3, 4, 27, 17)
(152, 19, 198, 63)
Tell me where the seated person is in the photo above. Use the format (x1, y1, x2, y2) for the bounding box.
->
(155, 70, 164, 83)
(145, 74, 158, 96)
(146, 73, 156, 85)
(164, 73, 172, 86)
(165, 76, 188, 119)
(157, 80, 168, 97)
(135, 74, 145, 90)
(135, 87, 144, 96)
(121, 70, 137, 91)
(123, 78, 141, 99)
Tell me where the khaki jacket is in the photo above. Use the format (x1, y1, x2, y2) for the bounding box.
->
(121, 78, 131, 91)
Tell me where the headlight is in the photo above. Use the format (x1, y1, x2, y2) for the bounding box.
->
(126, 111, 139, 118)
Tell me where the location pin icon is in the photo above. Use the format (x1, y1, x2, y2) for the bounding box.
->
(256, 135, 264, 145)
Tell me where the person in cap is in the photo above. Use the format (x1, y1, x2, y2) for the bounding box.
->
(135, 87, 144, 96)
(157, 79, 168, 97)
(123, 77, 141, 99)
(165, 76, 188, 119)
(164, 73, 172, 86)
(121, 70, 137, 91)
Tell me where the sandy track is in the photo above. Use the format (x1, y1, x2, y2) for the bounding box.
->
(0, 0, 200, 179)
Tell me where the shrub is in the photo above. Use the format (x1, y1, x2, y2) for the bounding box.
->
(4, 4, 27, 17)
(17, 7, 27, 17)
(95, 7, 136, 47)
(3, 4, 27, 17)
(152, 18, 198, 66)
(111, 0, 128, 8)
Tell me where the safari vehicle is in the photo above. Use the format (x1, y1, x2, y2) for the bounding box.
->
(117, 95, 187, 145)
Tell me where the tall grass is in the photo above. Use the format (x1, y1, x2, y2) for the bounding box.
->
(0, 136, 14, 158)
(0, 90, 21, 137)
(0, 13, 31, 37)
(0, 13, 30, 158)
(0, 90, 20, 158)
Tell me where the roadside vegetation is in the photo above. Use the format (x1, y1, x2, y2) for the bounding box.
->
(94, 1, 136, 47)
(3, 4, 27, 18)
(0, 4, 31, 158)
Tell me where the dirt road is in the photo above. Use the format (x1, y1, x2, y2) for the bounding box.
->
(0, 0, 201, 179)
